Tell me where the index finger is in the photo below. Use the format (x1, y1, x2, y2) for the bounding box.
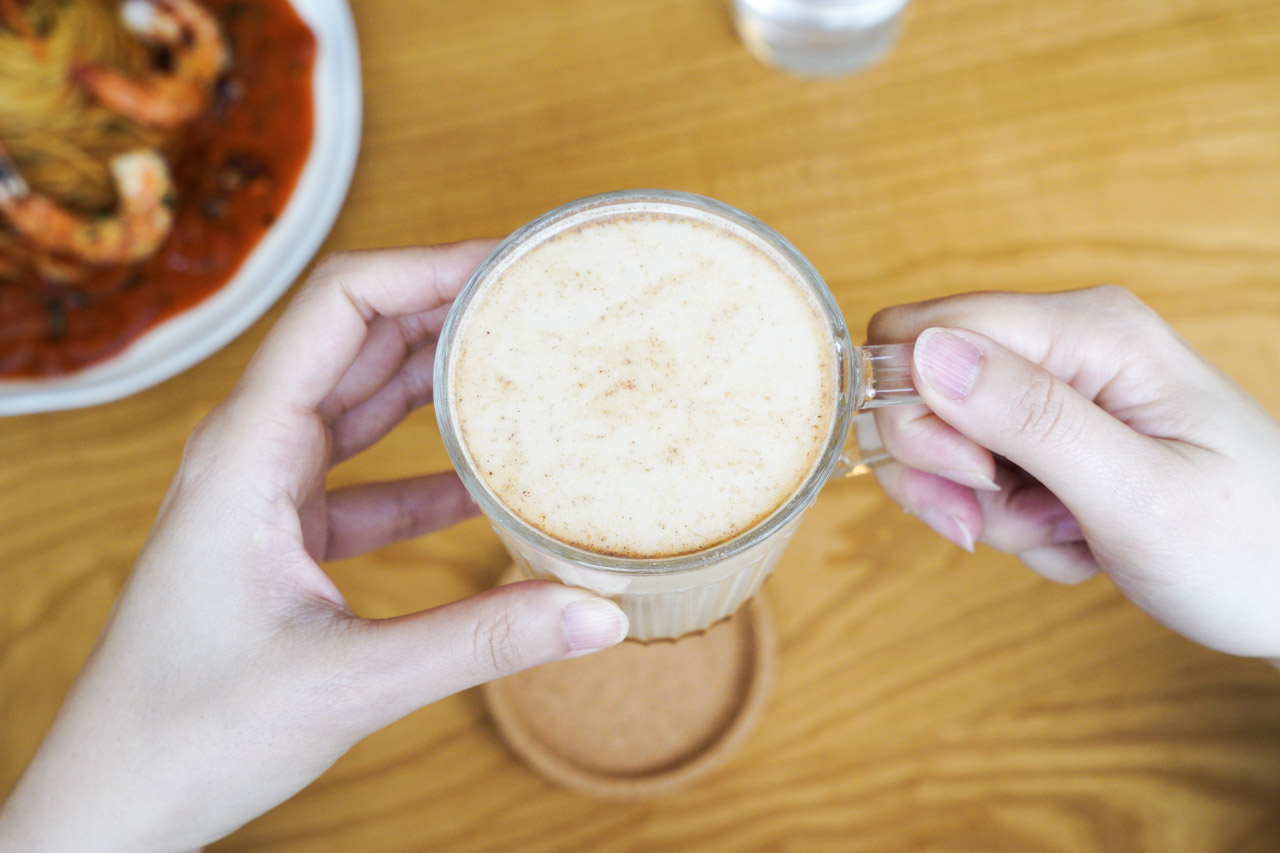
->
(236, 241, 496, 417)
(867, 285, 1177, 399)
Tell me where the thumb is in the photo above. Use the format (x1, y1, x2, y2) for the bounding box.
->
(911, 327, 1157, 513)
(341, 580, 628, 734)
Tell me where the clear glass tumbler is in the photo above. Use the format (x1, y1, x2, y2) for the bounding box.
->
(435, 190, 920, 641)
(732, 0, 911, 77)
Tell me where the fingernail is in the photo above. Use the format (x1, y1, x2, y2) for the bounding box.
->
(915, 329, 982, 401)
(937, 469, 1001, 492)
(563, 597, 629, 652)
(1053, 515, 1084, 543)
(919, 508, 976, 553)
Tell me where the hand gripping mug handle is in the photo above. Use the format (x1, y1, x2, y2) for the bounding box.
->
(834, 343, 922, 478)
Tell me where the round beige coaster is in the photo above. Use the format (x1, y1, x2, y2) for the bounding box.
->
(483, 571, 776, 799)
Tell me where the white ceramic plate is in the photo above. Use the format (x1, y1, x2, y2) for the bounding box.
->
(0, 0, 362, 415)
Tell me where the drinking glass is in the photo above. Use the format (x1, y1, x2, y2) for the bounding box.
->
(435, 190, 920, 640)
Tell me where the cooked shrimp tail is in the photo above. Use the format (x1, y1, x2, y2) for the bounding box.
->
(73, 0, 229, 130)
(0, 145, 176, 266)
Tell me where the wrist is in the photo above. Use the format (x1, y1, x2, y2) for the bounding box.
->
(0, 733, 205, 853)
(0, 801, 200, 853)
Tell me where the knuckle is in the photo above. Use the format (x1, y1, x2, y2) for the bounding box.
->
(307, 250, 378, 300)
(1090, 284, 1141, 313)
(298, 252, 362, 307)
(387, 484, 419, 542)
(1009, 372, 1081, 448)
(473, 609, 528, 674)
(1088, 283, 1143, 311)
(875, 407, 932, 462)
(395, 311, 431, 344)
(395, 361, 435, 412)
(311, 249, 359, 280)
(1087, 285, 1164, 332)
(1085, 286, 1183, 362)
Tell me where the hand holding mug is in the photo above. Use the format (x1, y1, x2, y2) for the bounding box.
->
(0, 245, 628, 852)
(867, 286, 1280, 662)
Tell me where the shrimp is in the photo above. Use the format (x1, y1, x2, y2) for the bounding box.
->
(0, 0, 35, 41)
(0, 145, 175, 266)
(0, 0, 44, 56)
(2, 239, 90, 282)
(72, 0, 229, 130)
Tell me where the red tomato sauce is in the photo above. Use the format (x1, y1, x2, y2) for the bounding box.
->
(0, 0, 316, 377)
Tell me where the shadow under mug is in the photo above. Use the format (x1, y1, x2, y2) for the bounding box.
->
(435, 190, 920, 641)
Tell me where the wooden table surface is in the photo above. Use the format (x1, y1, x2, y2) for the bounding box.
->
(5, 0, 1280, 849)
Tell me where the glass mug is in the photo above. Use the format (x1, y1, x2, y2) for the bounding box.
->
(435, 190, 919, 641)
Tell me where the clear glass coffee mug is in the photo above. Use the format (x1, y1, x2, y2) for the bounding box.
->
(435, 190, 921, 641)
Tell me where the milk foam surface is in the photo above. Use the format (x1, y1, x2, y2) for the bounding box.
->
(450, 205, 836, 558)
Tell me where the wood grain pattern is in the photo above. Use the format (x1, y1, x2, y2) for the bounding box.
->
(4, 0, 1280, 850)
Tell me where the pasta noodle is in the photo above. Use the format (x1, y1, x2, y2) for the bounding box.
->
(0, 0, 165, 218)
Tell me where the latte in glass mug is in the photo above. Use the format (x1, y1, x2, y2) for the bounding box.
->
(449, 203, 837, 560)
(437, 191, 914, 640)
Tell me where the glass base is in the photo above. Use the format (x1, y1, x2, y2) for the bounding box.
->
(733, 0, 906, 77)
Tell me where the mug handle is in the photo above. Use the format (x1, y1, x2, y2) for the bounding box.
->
(833, 343, 921, 478)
